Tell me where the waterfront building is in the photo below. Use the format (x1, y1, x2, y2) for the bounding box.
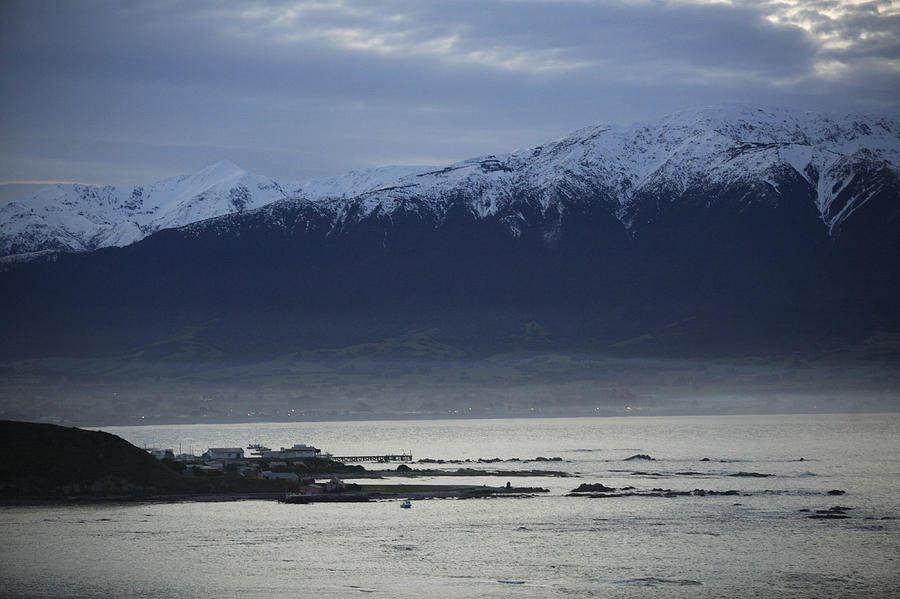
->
(203, 448, 245, 460)
(259, 444, 321, 460)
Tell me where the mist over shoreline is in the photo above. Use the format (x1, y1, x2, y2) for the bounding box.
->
(4, 350, 896, 427)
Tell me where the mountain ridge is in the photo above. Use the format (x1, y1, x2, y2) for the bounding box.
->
(2, 104, 898, 261)
(1, 104, 898, 369)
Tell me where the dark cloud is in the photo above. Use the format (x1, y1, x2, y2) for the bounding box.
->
(0, 0, 897, 188)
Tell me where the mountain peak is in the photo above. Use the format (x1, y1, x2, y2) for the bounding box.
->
(185, 160, 248, 187)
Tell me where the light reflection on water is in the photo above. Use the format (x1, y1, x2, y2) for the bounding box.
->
(2, 414, 898, 597)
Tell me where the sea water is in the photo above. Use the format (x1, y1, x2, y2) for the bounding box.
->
(1, 414, 898, 597)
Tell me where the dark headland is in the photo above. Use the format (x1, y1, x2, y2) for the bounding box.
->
(0, 419, 294, 500)
(0, 420, 545, 502)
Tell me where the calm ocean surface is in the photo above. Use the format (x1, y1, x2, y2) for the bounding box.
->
(2, 414, 898, 597)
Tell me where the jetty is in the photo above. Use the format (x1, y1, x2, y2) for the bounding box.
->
(244, 443, 411, 464)
(330, 453, 413, 463)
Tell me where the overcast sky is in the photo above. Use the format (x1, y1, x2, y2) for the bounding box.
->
(1, 0, 898, 198)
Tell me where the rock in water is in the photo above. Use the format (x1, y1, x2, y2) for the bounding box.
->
(625, 454, 655, 461)
(571, 482, 617, 493)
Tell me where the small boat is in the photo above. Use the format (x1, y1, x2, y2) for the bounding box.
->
(246, 443, 271, 457)
(400, 499, 412, 508)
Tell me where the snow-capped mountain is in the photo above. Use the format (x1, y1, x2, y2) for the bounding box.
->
(199, 104, 898, 246)
(0, 160, 286, 257)
(0, 160, 433, 259)
(308, 103, 898, 231)
(2, 105, 897, 261)
(2, 106, 899, 362)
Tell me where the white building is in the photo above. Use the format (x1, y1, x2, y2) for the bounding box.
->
(203, 447, 245, 460)
(260, 444, 321, 460)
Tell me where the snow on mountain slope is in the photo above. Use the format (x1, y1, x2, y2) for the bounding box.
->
(295, 165, 435, 199)
(0, 161, 431, 259)
(0, 160, 286, 258)
(1, 105, 897, 259)
(291, 104, 898, 233)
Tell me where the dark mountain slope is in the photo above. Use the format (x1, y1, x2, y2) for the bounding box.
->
(1, 105, 898, 364)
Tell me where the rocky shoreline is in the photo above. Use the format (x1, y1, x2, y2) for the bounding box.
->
(281, 484, 549, 504)
(389, 465, 571, 477)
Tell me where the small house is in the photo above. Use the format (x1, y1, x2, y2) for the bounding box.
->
(203, 447, 244, 461)
(298, 483, 324, 495)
